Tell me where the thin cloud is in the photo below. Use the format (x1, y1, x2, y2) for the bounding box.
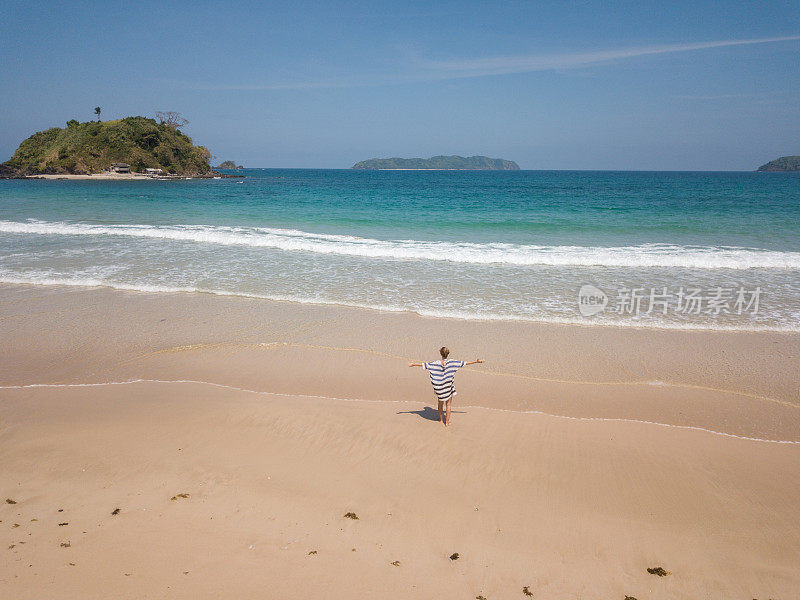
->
(167, 78, 359, 91)
(176, 35, 799, 90)
(417, 35, 800, 79)
(671, 93, 748, 100)
(212, 81, 361, 91)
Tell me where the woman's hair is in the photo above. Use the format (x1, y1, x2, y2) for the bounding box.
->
(440, 346, 450, 358)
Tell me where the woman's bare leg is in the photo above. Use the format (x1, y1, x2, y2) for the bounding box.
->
(445, 399, 452, 426)
(437, 400, 444, 423)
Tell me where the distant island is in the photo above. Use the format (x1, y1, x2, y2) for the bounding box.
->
(1, 116, 217, 178)
(757, 156, 800, 172)
(352, 155, 520, 170)
(216, 160, 243, 169)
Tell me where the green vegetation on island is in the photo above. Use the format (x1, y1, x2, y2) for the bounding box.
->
(352, 155, 520, 170)
(1, 116, 215, 176)
(216, 160, 243, 169)
(757, 156, 800, 172)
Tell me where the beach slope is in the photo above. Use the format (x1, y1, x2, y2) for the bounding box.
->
(1, 283, 799, 599)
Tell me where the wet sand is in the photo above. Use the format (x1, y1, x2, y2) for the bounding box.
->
(1, 283, 799, 598)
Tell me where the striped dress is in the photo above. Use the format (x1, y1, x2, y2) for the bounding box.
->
(423, 359, 466, 402)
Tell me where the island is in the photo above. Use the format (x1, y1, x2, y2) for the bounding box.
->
(351, 155, 520, 170)
(216, 161, 244, 169)
(757, 156, 800, 172)
(1, 116, 219, 178)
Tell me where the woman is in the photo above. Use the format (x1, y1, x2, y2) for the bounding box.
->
(409, 346, 484, 426)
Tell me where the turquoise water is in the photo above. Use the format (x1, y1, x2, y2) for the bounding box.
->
(1, 169, 799, 329)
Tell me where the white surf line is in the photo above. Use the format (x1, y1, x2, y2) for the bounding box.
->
(4, 219, 800, 268)
(2, 379, 798, 445)
(469, 404, 800, 445)
(2, 278, 799, 334)
(124, 340, 795, 408)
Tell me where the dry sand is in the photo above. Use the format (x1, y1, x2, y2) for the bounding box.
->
(1, 283, 799, 598)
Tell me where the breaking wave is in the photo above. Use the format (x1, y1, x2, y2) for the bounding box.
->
(2, 219, 799, 269)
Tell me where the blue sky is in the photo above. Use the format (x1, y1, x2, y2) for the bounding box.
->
(2, 0, 798, 169)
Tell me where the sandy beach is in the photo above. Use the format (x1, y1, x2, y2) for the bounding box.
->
(4, 1, 800, 597)
(1, 282, 799, 599)
(24, 173, 167, 180)
(21, 173, 230, 181)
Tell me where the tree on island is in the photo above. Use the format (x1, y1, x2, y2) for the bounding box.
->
(1, 116, 215, 177)
(352, 155, 520, 170)
(94, 106, 101, 121)
(757, 156, 800, 172)
(155, 111, 189, 130)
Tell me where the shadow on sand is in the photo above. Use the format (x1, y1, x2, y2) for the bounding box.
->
(396, 406, 466, 422)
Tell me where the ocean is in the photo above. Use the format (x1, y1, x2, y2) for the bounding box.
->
(1, 169, 798, 331)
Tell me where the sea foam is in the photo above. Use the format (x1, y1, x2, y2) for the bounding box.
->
(1, 273, 797, 332)
(2, 219, 799, 269)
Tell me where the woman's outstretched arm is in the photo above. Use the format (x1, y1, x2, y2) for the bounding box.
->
(465, 358, 485, 365)
(408, 362, 424, 367)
